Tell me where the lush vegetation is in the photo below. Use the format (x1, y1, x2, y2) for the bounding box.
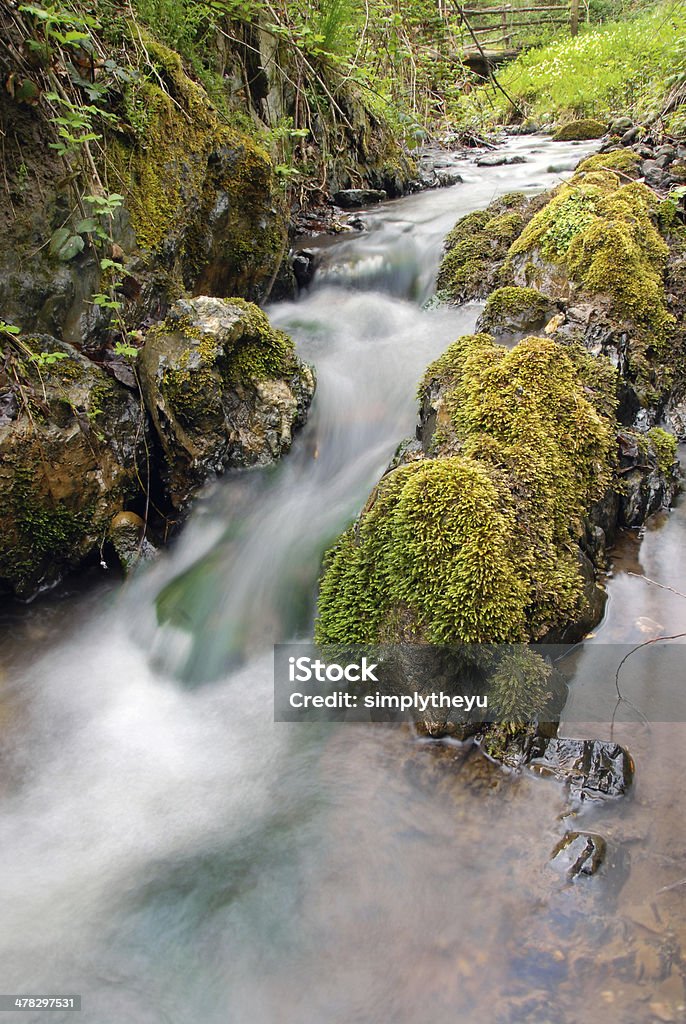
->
(463, 1, 686, 130)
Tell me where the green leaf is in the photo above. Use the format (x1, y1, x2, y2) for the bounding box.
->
(49, 228, 85, 261)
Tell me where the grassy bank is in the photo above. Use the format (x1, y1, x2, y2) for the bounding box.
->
(463, 1, 686, 131)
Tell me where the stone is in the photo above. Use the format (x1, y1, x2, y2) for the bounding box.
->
(0, 336, 148, 599)
(527, 737, 634, 799)
(642, 159, 668, 188)
(333, 188, 387, 209)
(610, 116, 634, 135)
(475, 152, 527, 167)
(139, 297, 315, 508)
(550, 831, 607, 877)
(109, 511, 157, 573)
(292, 249, 316, 289)
(621, 126, 641, 145)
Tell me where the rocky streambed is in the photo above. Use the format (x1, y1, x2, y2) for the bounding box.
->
(0, 131, 685, 1023)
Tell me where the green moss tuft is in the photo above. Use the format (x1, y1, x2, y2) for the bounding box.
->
(647, 426, 677, 475)
(509, 171, 672, 334)
(553, 118, 607, 141)
(437, 193, 531, 301)
(576, 150, 642, 176)
(480, 286, 552, 331)
(316, 334, 618, 646)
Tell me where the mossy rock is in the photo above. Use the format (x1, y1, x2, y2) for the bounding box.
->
(477, 286, 557, 336)
(576, 149, 642, 177)
(553, 119, 607, 142)
(316, 333, 618, 652)
(436, 192, 550, 303)
(106, 34, 286, 306)
(139, 297, 315, 508)
(0, 336, 148, 598)
(506, 164, 675, 409)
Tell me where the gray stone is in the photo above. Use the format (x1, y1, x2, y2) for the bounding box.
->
(139, 297, 315, 508)
(333, 188, 387, 209)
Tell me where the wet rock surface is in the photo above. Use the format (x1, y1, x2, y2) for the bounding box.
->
(139, 297, 315, 508)
(333, 188, 387, 208)
(527, 737, 634, 799)
(550, 831, 607, 877)
(0, 337, 148, 599)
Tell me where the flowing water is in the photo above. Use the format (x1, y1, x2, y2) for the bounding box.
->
(1, 136, 685, 1024)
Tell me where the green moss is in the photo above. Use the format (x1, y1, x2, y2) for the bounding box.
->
(106, 28, 284, 296)
(154, 299, 297, 424)
(509, 170, 672, 335)
(576, 149, 642, 176)
(316, 333, 617, 646)
(480, 286, 552, 331)
(647, 426, 677, 475)
(2, 463, 90, 587)
(437, 193, 532, 301)
(553, 118, 607, 141)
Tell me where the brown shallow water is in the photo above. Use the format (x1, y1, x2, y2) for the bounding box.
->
(0, 136, 684, 1023)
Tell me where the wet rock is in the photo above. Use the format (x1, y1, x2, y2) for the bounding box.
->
(610, 116, 634, 135)
(550, 831, 607, 877)
(642, 159, 668, 189)
(475, 152, 527, 167)
(109, 511, 157, 574)
(621, 126, 641, 145)
(476, 285, 558, 336)
(139, 297, 315, 508)
(333, 188, 387, 209)
(553, 118, 606, 141)
(0, 336, 148, 599)
(527, 737, 633, 799)
(292, 249, 316, 290)
(617, 429, 678, 526)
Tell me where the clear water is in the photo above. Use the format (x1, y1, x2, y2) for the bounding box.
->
(1, 136, 685, 1024)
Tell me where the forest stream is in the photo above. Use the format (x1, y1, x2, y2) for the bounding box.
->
(1, 135, 685, 1024)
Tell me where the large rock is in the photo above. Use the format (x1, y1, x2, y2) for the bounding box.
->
(333, 188, 387, 209)
(139, 297, 315, 508)
(0, 337, 148, 598)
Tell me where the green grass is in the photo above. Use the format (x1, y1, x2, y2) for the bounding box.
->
(463, 1, 686, 127)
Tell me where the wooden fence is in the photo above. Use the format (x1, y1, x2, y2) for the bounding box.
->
(459, 0, 580, 55)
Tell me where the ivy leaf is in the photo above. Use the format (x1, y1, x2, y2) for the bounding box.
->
(49, 228, 85, 261)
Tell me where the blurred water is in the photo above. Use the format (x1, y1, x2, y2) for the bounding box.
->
(1, 136, 684, 1024)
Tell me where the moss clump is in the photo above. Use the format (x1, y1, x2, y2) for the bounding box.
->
(509, 170, 672, 334)
(316, 334, 617, 646)
(647, 426, 677, 475)
(480, 286, 552, 332)
(437, 193, 533, 302)
(106, 29, 284, 298)
(576, 149, 642, 177)
(553, 119, 607, 141)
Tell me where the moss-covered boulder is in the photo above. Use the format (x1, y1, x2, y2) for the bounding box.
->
(436, 192, 550, 303)
(0, 337, 148, 598)
(477, 286, 558, 336)
(316, 334, 618, 648)
(139, 297, 315, 508)
(0, 29, 286, 353)
(553, 119, 607, 142)
(505, 164, 675, 412)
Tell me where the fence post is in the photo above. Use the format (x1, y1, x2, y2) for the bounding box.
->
(570, 0, 579, 35)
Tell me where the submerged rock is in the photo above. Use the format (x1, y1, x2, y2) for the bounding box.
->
(550, 831, 607, 877)
(528, 737, 633, 799)
(0, 337, 148, 598)
(139, 297, 315, 508)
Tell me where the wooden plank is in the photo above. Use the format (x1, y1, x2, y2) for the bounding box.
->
(470, 16, 568, 28)
(462, 5, 568, 13)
